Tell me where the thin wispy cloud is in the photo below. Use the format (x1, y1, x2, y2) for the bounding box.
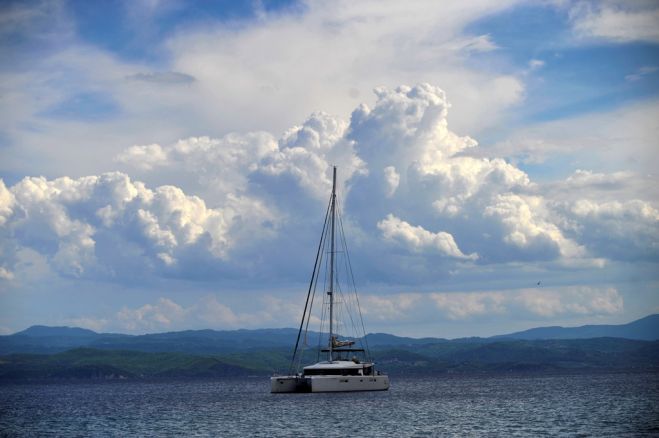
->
(625, 66, 658, 82)
(126, 71, 197, 85)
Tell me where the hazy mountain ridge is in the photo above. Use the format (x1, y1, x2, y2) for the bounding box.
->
(0, 315, 658, 381)
(1, 338, 657, 381)
(16, 325, 102, 338)
(1, 314, 657, 357)
(1, 327, 311, 355)
(0, 314, 659, 355)
(492, 314, 659, 341)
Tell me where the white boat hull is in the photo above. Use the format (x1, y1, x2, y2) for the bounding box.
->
(309, 375, 389, 392)
(271, 375, 389, 393)
(271, 376, 307, 393)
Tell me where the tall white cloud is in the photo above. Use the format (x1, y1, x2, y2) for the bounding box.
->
(345, 83, 569, 265)
(556, 198, 659, 261)
(2, 83, 657, 289)
(484, 193, 585, 259)
(1, 172, 276, 278)
(118, 113, 365, 202)
(1, 0, 529, 188)
(0, 180, 15, 226)
(378, 214, 477, 260)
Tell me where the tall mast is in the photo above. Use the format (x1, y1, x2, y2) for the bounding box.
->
(328, 166, 336, 362)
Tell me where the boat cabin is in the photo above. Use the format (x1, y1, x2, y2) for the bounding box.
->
(303, 361, 374, 376)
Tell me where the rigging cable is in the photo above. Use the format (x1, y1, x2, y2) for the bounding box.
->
(298, 213, 327, 372)
(335, 200, 364, 353)
(337, 202, 372, 362)
(316, 207, 332, 362)
(288, 194, 331, 375)
(335, 201, 361, 345)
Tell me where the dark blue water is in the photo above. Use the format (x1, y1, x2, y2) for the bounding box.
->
(1, 373, 658, 436)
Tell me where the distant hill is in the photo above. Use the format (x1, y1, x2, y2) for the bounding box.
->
(363, 333, 447, 347)
(0, 326, 440, 355)
(0, 327, 320, 355)
(1, 314, 657, 356)
(13, 325, 101, 338)
(1, 316, 658, 381)
(493, 314, 659, 341)
(2, 325, 117, 355)
(1, 338, 657, 381)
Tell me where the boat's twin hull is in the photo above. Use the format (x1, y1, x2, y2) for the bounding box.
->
(271, 376, 306, 393)
(271, 375, 389, 393)
(309, 375, 389, 392)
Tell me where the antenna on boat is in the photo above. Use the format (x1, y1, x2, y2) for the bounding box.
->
(328, 165, 337, 362)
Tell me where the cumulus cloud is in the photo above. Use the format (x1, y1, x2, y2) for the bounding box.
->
(346, 83, 582, 265)
(562, 169, 634, 190)
(2, 0, 657, 335)
(79, 286, 622, 334)
(257, 112, 366, 199)
(117, 112, 365, 201)
(2, 83, 656, 289)
(359, 293, 422, 321)
(431, 286, 623, 320)
(484, 193, 585, 260)
(1, 172, 275, 278)
(349, 84, 530, 200)
(383, 166, 400, 198)
(117, 297, 189, 331)
(115, 143, 168, 171)
(556, 198, 659, 261)
(129, 83, 531, 272)
(513, 286, 623, 318)
(1, 0, 534, 191)
(430, 291, 506, 319)
(570, 2, 659, 43)
(378, 214, 477, 260)
(194, 295, 263, 328)
(0, 179, 15, 226)
(111, 294, 308, 333)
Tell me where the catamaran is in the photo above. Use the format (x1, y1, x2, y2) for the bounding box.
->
(271, 167, 390, 393)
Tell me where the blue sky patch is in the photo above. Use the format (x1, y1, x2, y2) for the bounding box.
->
(39, 92, 120, 121)
(68, 0, 304, 64)
(467, 3, 659, 124)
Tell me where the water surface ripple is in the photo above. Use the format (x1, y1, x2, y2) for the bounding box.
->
(1, 373, 658, 436)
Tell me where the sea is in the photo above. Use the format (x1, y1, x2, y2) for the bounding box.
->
(1, 372, 658, 436)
